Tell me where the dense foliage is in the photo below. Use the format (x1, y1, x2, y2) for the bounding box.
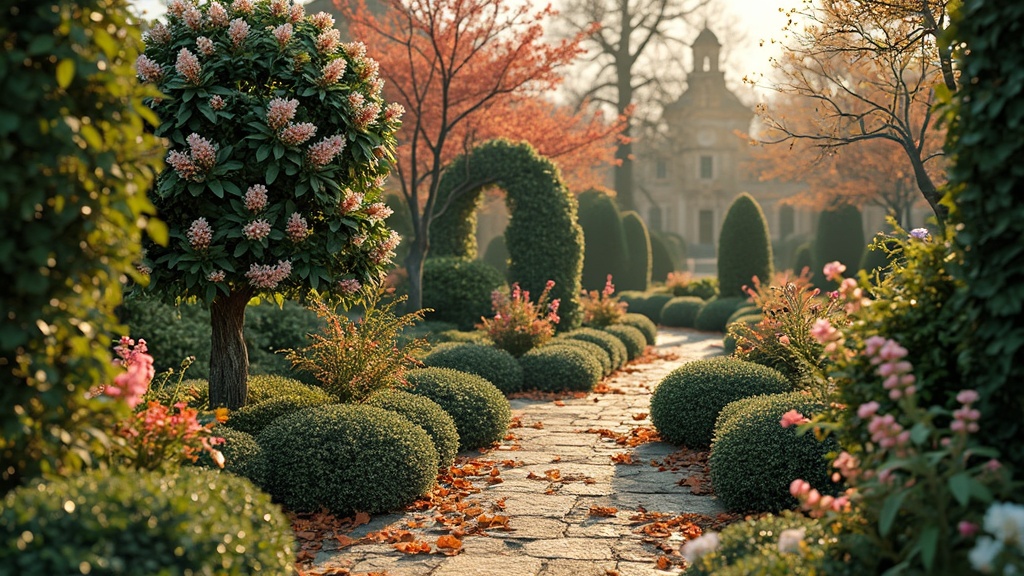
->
(602, 324, 647, 360)
(619, 210, 652, 292)
(658, 296, 706, 328)
(618, 312, 657, 346)
(405, 367, 511, 450)
(519, 345, 603, 392)
(422, 257, 506, 330)
(549, 337, 613, 376)
(812, 204, 864, 288)
(366, 388, 460, 469)
(422, 342, 524, 395)
(192, 426, 265, 485)
(225, 393, 331, 437)
(717, 193, 773, 298)
(575, 189, 628, 291)
(649, 231, 681, 281)
(694, 297, 746, 332)
(562, 327, 628, 371)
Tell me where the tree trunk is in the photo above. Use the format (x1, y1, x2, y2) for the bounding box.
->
(208, 288, 251, 409)
(404, 234, 428, 312)
(907, 150, 947, 227)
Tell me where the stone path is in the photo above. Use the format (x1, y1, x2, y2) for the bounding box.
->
(310, 328, 725, 576)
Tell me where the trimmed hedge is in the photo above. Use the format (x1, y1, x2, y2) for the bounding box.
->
(549, 338, 613, 376)
(422, 257, 507, 330)
(194, 426, 265, 486)
(562, 327, 629, 371)
(405, 367, 511, 451)
(482, 234, 510, 278)
(711, 392, 839, 512)
(577, 189, 628, 292)
(688, 511, 833, 575)
(718, 193, 773, 298)
(627, 292, 674, 323)
(603, 324, 647, 361)
(649, 357, 792, 448)
(650, 231, 681, 282)
(659, 296, 706, 328)
(618, 313, 657, 346)
(726, 305, 761, 326)
(672, 277, 718, 300)
(0, 467, 295, 575)
(812, 204, 865, 288)
(693, 297, 747, 332)
(422, 342, 524, 394)
(620, 211, 653, 292)
(367, 388, 460, 469)
(258, 404, 438, 514)
(247, 374, 331, 405)
(520, 346, 603, 392)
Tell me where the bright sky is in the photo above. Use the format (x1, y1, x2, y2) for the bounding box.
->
(130, 0, 806, 93)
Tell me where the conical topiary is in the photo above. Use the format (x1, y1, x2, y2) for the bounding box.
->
(812, 204, 865, 287)
(576, 189, 628, 291)
(620, 210, 652, 292)
(650, 231, 680, 281)
(717, 193, 773, 298)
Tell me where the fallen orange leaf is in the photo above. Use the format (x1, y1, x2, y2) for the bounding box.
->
(393, 540, 431, 554)
(656, 556, 672, 570)
(589, 506, 618, 517)
(611, 452, 635, 464)
(436, 535, 463, 550)
(632, 413, 648, 420)
(353, 511, 371, 527)
(553, 400, 566, 407)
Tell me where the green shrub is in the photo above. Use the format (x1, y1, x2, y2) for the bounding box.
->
(422, 257, 507, 330)
(226, 394, 332, 437)
(812, 204, 865, 289)
(726, 305, 761, 326)
(247, 374, 331, 406)
(519, 346, 603, 393)
(258, 404, 437, 514)
(145, 377, 211, 409)
(694, 297, 746, 332)
(562, 328, 629, 371)
(688, 511, 835, 576)
(792, 243, 813, 275)
(672, 276, 718, 299)
(549, 338, 613, 376)
(630, 292, 674, 323)
(723, 315, 762, 355)
(649, 231, 680, 282)
(658, 296, 706, 328)
(577, 189, 628, 291)
(617, 290, 647, 309)
(482, 234, 510, 278)
(718, 193, 774, 298)
(649, 357, 792, 448)
(620, 211, 653, 292)
(405, 367, 511, 450)
(710, 392, 839, 512)
(618, 313, 657, 345)
(0, 467, 295, 575)
(118, 292, 212, 379)
(433, 329, 491, 345)
(422, 343, 524, 395)
(602, 324, 647, 360)
(366, 389, 460, 469)
(194, 427, 265, 486)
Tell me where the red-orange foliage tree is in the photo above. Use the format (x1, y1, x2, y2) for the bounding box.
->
(344, 0, 622, 310)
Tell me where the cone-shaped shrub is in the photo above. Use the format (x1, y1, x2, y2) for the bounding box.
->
(366, 388, 460, 469)
(620, 211, 652, 291)
(576, 190, 628, 291)
(405, 367, 511, 450)
(422, 342, 523, 394)
(792, 242, 813, 275)
(812, 204, 865, 287)
(649, 357, 792, 447)
(718, 193, 773, 298)
(650, 232, 680, 282)
(422, 257, 506, 330)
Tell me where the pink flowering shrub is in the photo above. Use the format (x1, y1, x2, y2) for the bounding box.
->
(479, 280, 561, 357)
(580, 275, 627, 328)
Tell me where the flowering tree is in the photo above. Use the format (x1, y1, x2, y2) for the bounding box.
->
(138, 0, 402, 408)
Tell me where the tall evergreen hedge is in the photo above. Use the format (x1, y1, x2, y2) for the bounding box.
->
(576, 189, 628, 291)
(812, 204, 864, 285)
(650, 231, 680, 281)
(482, 234, 509, 278)
(620, 210, 652, 292)
(717, 193, 773, 298)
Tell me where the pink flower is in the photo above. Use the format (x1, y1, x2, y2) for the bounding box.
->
(306, 135, 346, 169)
(364, 202, 393, 223)
(368, 77, 384, 96)
(228, 18, 250, 48)
(286, 212, 309, 242)
(350, 234, 367, 247)
(270, 0, 288, 17)
(823, 261, 847, 282)
(106, 351, 154, 409)
(778, 334, 791, 346)
(809, 318, 837, 344)
(984, 459, 1002, 472)
(231, 0, 254, 14)
(289, 3, 304, 22)
(358, 57, 380, 81)
(384, 102, 405, 123)
(209, 95, 225, 110)
(309, 11, 335, 30)
(280, 122, 317, 146)
(166, 150, 199, 181)
(957, 389, 980, 405)
(167, 0, 187, 17)
(340, 189, 363, 214)
(320, 58, 347, 86)
(135, 54, 163, 82)
(342, 41, 367, 58)
(175, 48, 202, 85)
(864, 335, 888, 357)
(209, 2, 229, 26)
(182, 4, 203, 30)
(245, 184, 268, 212)
(245, 260, 292, 289)
(144, 22, 171, 45)
(780, 409, 810, 428)
(857, 401, 880, 419)
(187, 218, 213, 250)
(186, 133, 217, 170)
(242, 219, 271, 241)
(338, 278, 361, 295)
(267, 98, 299, 130)
(958, 521, 980, 538)
(832, 451, 860, 481)
(207, 270, 226, 283)
(348, 93, 365, 109)
(273, 23, 293, 46)
(316, 29, 341, 54)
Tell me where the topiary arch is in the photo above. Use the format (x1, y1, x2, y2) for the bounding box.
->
(429, 139, 584, 329)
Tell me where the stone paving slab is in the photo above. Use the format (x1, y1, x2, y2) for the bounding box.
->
(309, 328, 724, 575)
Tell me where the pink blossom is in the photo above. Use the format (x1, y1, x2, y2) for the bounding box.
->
(231, 0, 254, 14)
(105, 351, 154, 409)
(166, 150, 199, 181)
(280, 122, 317, 146)
(358, 58, 380, 81)
(823, 261, 847, 282)
(338, 278, 361, 295)
(186, 133, 217, 170)
(182, 5, 203, 31)
(877, 340, 908, 362)
(340, 189, 364, 214)
(306, 135, 346, 169)
(320, 58, 347, 86)
(286, 212, 309, 242)
(368, 77, 384, 96)
(316, 29, 341, 54)
(350, 234, 367, 247)
(209, 95, 225, 110)
(384, 102, 405, 123)
(957, 389, 980, 405)
(228, 18, 250, 48)
(289, 3, 304, 22)
(267, 98, 299, 131)
(242, 219, 271, 241)
(144, 22, 171, 45)
(245, 260, 292, 289)
(354, 102, 381, 130)
(348, 93, 365, 109)
(167, 0, 187, 17)
(309, 11, 335, 30)
(175, 48, 202, 85)
(187, 217, 213, 250)
(135, 54, 163, 83)
(778, 334, 791, 346)
(985, 459, 1002, 472)
(270, 0, 288, 17)
(780, 409, 810, 428)
(832, 451, 860, 481)
(864, 335, 888, 358)
(207, 270, 226, 283)
(364, 202, 393, 223)
(857, 401, 880, 420)
(245, 184, 268, 212)
(790, 479, 811, 497)
(273, 23, 293, 46)
(208, 2, 229, 26)
(958, 521, 980, 538)
(342, 41, 367, 58)
(810, 318, 837, 344)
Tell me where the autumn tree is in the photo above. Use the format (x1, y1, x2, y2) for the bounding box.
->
(754, 0, 954, 224)
(344, 0, 622, 311)
(555, 0, 708, 211)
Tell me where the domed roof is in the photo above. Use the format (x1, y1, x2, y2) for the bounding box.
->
(693, 27, 721, 47)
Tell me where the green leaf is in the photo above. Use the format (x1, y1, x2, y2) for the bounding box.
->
(144, 219, 169, 246)
(879, 490, 907, 536)
(948, 472, 972, 506)
(79, 124, 102, 149)
(909, 422, 930, 445)
(919, 525, 939, 571)
(256, 144, 272, 163)
(208, 180, 224, 198)
(266, 163, 279, 185)
(56, 59, 75, 89)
